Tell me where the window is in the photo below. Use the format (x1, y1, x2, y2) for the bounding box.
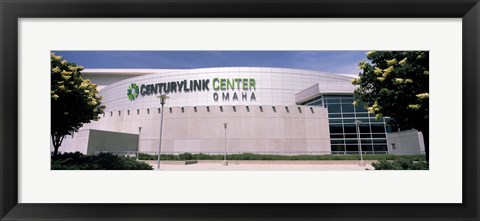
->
(361, 139, 372, 144)
(359, 124, 371, 133)
(344, 134, 357, 138)
(341, 97, 353, 103)
(361, 145, 373, 151)
(345, 145, 359, 152)
(360, 134, 372, 138)
(329, 119, 342, 124)
(330, 134, 344, 139)
(343, 124, 356, 133)
(329, 113, 342, 118)
(331, 140, 344, 144)
(319, 94, 390, 154)
(372, 139, 387, 144)
(356, 112, 369, 117)
(327, 98, 341, 103)
(391, 143, 396, 150)
(341, 103, 354, 113)
(342, 113, 355, 118)
(327, 104, 341, 113)
(354, 104, 368, 112)
(372, 134, 386, 138)
(371, 124, 385, 133)
(345, 139, 359, 145)
(329, 124, 343, 133)
(331, 145, 345, 152)
(374, 145, 388, 151)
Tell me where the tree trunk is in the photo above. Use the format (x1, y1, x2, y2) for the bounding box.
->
(53, 146, 59, 157)
(51, 134, 64, 157)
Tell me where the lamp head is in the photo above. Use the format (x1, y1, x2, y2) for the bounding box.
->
(157, 94, 170, 105)
(224, 123, 227, 129)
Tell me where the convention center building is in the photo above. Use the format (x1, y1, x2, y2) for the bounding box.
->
(59, 67, 425, 155)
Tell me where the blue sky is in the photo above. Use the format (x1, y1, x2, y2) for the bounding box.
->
(52, 51, 368, 75)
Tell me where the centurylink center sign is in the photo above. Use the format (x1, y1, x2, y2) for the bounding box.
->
(127, 78, 257, 102)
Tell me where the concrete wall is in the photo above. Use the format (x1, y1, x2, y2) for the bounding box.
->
(65, 105, 331, 155)
(56, 129, 139, 155)
(387, 130, 425, 155)
(54, 130, 90, 154)
(86, 129, 139, 155)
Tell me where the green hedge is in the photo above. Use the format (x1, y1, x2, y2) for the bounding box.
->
(372, 159, 429, 170)
(138, 152, 426, 161)
(52, 152, 153, 170)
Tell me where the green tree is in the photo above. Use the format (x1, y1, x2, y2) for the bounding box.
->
(51, 53, 105, 156)
(353, 51, 429, 160)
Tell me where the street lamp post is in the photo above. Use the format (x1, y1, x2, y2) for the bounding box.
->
(137, 126, 142, 160)
(157, 94, 169, 170)
(355, 120, 366, 166)
(223, 123, 228, 166)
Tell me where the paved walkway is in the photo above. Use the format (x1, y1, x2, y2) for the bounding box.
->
(143, 160, 375, 171)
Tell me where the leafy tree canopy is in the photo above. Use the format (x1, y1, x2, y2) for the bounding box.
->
(51, 53, 105, 156)
(353, 51, 428, 131)
(353, 51, 429, 160)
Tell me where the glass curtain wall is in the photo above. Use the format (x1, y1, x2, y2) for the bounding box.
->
(302, 95, 391, 154)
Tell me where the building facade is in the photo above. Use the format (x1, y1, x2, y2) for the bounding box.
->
(60, 67, 402, 155)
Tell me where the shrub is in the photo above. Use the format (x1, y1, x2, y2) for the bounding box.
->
(372, 159, 428, 170)
(52, 152, 153, 170)
(137, 152, 426, 162)
(179, 152, 193, 160)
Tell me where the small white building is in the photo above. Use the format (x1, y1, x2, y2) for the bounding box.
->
(386, 130, 425, 155)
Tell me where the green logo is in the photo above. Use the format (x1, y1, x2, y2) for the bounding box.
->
(127, 83, 139, 101)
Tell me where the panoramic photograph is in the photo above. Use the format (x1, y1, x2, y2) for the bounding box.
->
(50, 51, 429, 170)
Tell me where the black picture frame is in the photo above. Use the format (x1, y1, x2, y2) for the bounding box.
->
(1, 0, 479, 220)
